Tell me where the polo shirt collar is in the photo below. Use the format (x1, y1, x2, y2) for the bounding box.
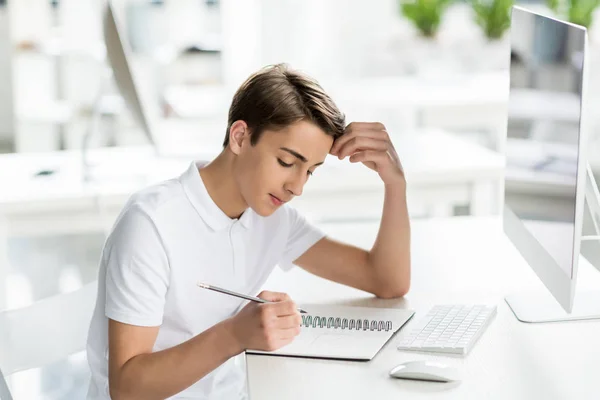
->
(181, 161, 253, 231)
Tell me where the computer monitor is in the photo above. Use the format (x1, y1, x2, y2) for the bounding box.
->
(102, 0, 157, 149)
(99, 0, 224, 160)
(503, 6, 600, 322)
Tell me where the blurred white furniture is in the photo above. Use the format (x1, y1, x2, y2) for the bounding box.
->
(327, 72, 509, 149)
(15, 100, 73, 153)
(248, 216, 600, 400)
(0, 281, 97, 375)
(0, 129, 503, 238)
(508, 89, 581, 124)
(164, 72, 510, 151)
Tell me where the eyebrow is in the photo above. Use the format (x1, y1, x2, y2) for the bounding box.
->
(280, 147, 324, 166)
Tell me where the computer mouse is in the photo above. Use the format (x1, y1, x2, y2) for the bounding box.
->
(389, 360, 461, 382)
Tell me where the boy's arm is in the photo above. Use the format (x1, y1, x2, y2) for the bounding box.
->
(108, 319, 241, 400)
(294, 122, 410, 299)
(109, 291, 302, 400)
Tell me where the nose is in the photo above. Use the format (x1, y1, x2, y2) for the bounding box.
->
(284, 171, 306, 197)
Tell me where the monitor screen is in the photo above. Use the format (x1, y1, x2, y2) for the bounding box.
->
(504, 9, 586, 279)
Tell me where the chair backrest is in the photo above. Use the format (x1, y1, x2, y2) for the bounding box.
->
(0, 366, 12, 400)
(0, 281, 97, 375)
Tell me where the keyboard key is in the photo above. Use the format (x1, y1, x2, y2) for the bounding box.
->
(397, 304, 497, 355)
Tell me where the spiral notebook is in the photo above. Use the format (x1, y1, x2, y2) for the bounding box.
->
(246, 305, 414, 361)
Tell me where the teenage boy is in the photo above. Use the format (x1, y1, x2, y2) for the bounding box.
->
(86, 64, 410, 399)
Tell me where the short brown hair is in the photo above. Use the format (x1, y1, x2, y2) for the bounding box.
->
(223, 64, 346, 147)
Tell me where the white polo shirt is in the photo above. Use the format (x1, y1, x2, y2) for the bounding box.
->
(86, 161, 325, 399)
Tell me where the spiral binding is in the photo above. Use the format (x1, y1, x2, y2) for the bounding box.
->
(301, 314, 393, 332)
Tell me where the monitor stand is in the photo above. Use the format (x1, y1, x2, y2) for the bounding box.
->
(505, 291, 600, 323)
(505, 163, 600, 323)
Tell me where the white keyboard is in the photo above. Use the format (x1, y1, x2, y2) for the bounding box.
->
(397, 304, 497, 355)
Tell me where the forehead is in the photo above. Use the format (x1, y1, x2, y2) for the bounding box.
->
(259, 120, 334, 158)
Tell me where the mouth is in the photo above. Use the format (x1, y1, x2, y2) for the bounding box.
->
(269, 194, 287, 206)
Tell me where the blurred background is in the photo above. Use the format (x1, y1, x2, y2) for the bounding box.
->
(1, 0, 600, 398)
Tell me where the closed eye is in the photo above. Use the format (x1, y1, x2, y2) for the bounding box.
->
(279, 158, 314, 176)
(277, 158, 293, 167)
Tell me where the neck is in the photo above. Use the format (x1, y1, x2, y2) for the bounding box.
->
(199, 150, 247, 219)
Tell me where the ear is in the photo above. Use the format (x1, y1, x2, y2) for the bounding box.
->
(228, 120, 250, 155)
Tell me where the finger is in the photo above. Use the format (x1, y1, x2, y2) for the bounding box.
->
(278, 326, 302, 341)
(332, 131, 387, 156)
(273, 313, 303, 329)
(271, 300, 300, 317)
(345, 121, 387, 133)
(349, 150, 389, 165)
(272, 329, 300, 348)
(337, 137, 389, 159)
(257, 290, 291, 302)
(332, 126, 387, 154)
(331, 128, 388, 155)
(259, 300, 298, 320)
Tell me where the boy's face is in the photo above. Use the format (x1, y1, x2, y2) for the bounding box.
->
(233, 120, 333, 217)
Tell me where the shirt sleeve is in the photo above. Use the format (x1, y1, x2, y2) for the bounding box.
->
(278, 206, 326, 271)
(104, 205, 170, 327)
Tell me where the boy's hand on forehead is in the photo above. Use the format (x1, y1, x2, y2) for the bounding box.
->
(330, 122, 405, 186)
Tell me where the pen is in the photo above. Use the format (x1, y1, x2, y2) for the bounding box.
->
(197, 282, 307, 314)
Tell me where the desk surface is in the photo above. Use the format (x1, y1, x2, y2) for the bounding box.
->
(247, 216, 600, 400)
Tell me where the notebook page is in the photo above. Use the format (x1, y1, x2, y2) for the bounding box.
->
(247, 305, 414, 360)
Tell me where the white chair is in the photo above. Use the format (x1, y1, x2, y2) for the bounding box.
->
(0, 281, 97, 393)
(0, 366, 12, 400)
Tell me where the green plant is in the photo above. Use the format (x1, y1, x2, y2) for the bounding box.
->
(399, 0, 455, 38)
(546, 0, 600, 28)
(471, 0, 514, 40)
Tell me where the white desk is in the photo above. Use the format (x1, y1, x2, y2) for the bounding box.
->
(0, 129, 503, 237)
(247, 217, 600, 400)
